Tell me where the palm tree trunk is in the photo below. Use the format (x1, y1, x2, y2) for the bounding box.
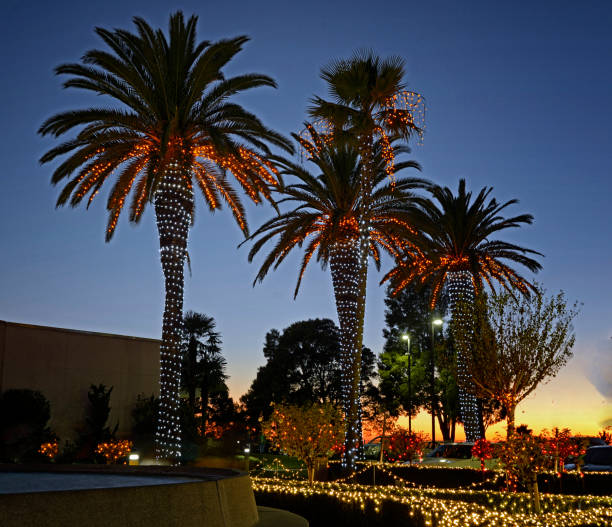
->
(154, 164, 193, 463)
(447, 270, 482, 442)
(329, 239, 362, 469)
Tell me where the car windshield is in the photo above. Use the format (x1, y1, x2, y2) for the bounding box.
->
(427, 445, 472, 459)
(584, 447, 612, 465)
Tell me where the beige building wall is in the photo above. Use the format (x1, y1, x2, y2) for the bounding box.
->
(0, 320, 159, 441)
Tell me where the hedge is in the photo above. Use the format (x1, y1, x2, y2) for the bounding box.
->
(252, 478, 612, 527)
(325, 463, 612, 496)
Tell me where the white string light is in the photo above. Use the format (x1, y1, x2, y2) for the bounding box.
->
(447, 270, 481, 442)
(154, 161, 192, 462)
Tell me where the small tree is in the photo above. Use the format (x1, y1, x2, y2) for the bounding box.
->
(599, 427, 612, 445)
(499, 427, 547, 513)
(262, 403, 344, 484)
(385, 428, 428, 464)
(541, 428, 587, 474)
(454, 288, 578, 438)
(471, 438, 493, 473)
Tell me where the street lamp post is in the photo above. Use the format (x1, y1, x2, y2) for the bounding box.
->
(401, 334, 411, 435)
(431, 318, 443, 445)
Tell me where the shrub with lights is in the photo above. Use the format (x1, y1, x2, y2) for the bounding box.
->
(540, 427, 588, 474)
(38, 440, 59, 461)
(95, 439, 133, 464)
(262, 403, 344, 484)
(385, 429, 427, 464)
(471, 438, 493, 473)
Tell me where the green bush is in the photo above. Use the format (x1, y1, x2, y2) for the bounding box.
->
(0, 389, 55, 462)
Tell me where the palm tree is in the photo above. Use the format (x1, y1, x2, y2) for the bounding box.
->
(308, 51, 425, 466)
(181, 311, 227, 438)
(246, 125, 426, 467)
(38, 12, 292, 461)
(382, 179, 542, 440)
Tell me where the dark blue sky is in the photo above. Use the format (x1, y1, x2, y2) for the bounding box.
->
(1, 0, 610, 407)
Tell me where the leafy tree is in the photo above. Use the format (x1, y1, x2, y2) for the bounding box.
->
(38, 12, 291, 461)
(453, 288, 577, 438)
(380, 282, 506, 440)
(262, 403, 344, 484)
(241, 319, 376, 426)
(241, 319, 375, 423)
(132, 394, 159, 437)
(308, 52, 426, 468)
(246, 125, 425, 467)
(380, 282, 460, 440)
(0, 389, 55, 462)
(361, 382, 401, 462)
(383, 180, 542, 441)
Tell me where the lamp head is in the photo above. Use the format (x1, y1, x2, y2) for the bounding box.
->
(432, 318, 443, 326)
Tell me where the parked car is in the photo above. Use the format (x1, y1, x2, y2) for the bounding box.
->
(407, 442, 501, 469)
(416, 442, 474, 464)
(363, 436, 382, 460)
(565, 445, 612, 472)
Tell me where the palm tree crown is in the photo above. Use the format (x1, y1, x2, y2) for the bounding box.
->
(39, 12, 291, 239)
(383, 179, 543, 306)
(247, 126, 426, 296)
(309, 50, 425, 179)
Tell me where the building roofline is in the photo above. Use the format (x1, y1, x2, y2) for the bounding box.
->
(0, 320, 160, 344)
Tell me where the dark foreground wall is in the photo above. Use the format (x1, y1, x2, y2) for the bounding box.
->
(0, 465, 259, 527)
(0, 321, 159, 440)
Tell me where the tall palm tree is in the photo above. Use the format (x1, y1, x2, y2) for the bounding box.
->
(38, 12, 292, 461)
(382, 179, 542, 440)
(308, 51, 425, 465)
(181, 311, 227, 438)
(246, 125, 427, 467)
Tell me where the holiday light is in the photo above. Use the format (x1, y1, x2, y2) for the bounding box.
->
(38, 441, 59, 460)
(447, 270, 482, 441)
(252, 478, 612, 526)
(38, 18, 289, 463)
(44, 137, 280, 463)
(383, 181, 542, 442)
(95, 439, 133, 464)
(248, 126, 425, 470)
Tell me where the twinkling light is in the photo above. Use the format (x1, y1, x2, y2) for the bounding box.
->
(447, 269, 482, 442)
(95, 439, 133, 464)
(38, 441, 59, 460)
(154, 159, 192, 462)
(252, 477, 612, 526)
